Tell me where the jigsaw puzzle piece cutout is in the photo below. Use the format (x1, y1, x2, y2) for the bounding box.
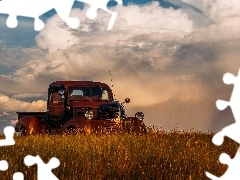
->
(24, 155, 60, 180)
(206, 172, 220, 180)
(53, 0, 80, 29)
(206, 149, 240, 180)
(85, 5, 98, 19)
(6, 16, 18, 29)
(0, 126, 15, 146)
(107, 11, 118, 30)
(213, 70, 240, 146)
(216, 100, 229, 111)
(218, 70, 240, 122)
(0, 0, 51, 30)
(212, 122, 240, 146)
(0, 0, 123, 30)
(13, 172, 24, 180)
(207, 69, 240, 179)
(0, 160, 8, 171)
(34, 18, 45, 31)
(0, 0, 79, 31)
(223, 72, 236, 85)
(79, 0, 122, 30)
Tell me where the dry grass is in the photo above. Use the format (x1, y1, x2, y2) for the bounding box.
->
(0, 130, 238, 180)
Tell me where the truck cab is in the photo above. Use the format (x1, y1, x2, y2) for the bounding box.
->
(15, 81, 145, 135)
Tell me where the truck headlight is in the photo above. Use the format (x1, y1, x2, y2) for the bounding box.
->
(135, 112, 144, 121)
(85, 111, 93, 120)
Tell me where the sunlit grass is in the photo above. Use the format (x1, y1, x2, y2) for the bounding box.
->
(0, 130, 238, 179)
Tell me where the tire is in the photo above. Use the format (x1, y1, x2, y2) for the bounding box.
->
(64, 126, 78, 135)
(19, 126, 27, 136)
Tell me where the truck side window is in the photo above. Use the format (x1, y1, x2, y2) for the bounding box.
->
(102, 90, 109, 100)
(51, 92, 60, 103)
(51, 91, 64, 103)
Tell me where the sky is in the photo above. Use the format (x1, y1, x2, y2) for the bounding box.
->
(0, 0, 240, 132)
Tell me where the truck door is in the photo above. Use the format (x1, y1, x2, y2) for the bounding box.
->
(47, 87, 66, 131)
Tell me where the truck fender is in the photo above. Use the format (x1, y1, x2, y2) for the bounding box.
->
(62, 116, 92, 134)
(15, 116, 41, 135)
(124, 117, 147, 134)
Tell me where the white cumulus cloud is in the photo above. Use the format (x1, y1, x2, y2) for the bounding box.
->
(36, 2, 193, 52)
(0, 94, 46, 113)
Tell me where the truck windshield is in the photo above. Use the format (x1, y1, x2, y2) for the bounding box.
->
(69, 87, 109, 101)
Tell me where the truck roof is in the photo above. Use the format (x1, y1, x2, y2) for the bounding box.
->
(49, 81, 111, 88)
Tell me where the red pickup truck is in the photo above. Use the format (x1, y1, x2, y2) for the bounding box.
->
(15, 81, 146, 135)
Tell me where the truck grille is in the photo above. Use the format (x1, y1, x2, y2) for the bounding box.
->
(73, 107, 93, 117)
(101, 120, 119, 132)
(99, 111, 119, 120)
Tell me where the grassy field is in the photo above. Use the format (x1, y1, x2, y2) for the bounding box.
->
(0, 130, 238, 180)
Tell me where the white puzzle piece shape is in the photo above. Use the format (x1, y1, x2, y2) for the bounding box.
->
(0, 126, 15, 146)
(0, 0, 79, 31)
(78, 0, 122, 30)
(0, 0, 122, 31)
(206, 148, 240, 180)
(24, 155, 60, 180)
(212, 70, 240, 146)
(0, 160, 8, 171)
(206, 69, 240, 179)
(13, 172, 24, 180)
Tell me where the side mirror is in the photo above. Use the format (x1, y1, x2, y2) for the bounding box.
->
(125, 98, 130, 103)
(58, 89, 65, 95)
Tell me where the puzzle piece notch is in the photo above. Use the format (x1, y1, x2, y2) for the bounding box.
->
(211, 123, 240, 146)
(0, 0, 122, 31)
(206, 149, 240, 179)
(206, 69, 240, 179)
(0, 160, 8, 171)
(213, 70, 240, 146)
(78, 0, 122, 30)
(0, 126, 15, 147)
(13, 172, 24, 180)
(24, 155, 60, 180)
(216, 72, 236, 112)
(223, 72, 236, 85)
(212, 70, 240, 146)
(0, 0, 80, 31)
(217, 70, 240, 122)
(216, 100, 229, 111)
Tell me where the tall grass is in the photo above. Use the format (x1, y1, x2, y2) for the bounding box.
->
(0, 130, 238, 180)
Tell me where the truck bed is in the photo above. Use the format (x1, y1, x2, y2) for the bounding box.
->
(16, 112, 46, 122)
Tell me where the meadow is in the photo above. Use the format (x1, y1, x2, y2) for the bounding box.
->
(0, 130, 238, 180)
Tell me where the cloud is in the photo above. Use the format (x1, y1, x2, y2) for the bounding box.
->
(0, 46, 45, 68)
(36, 2, 193, 52)
(0, 94, 46, 113)
(207, 0, 240, 23)
(12, 93, 45, 99)
(0, 41, 227, 130)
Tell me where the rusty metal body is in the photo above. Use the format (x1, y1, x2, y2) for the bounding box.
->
(15, 81, 146, 135)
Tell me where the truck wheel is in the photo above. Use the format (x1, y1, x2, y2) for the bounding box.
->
(65, 126, 78, 135)
(19, 126, 27, 136)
